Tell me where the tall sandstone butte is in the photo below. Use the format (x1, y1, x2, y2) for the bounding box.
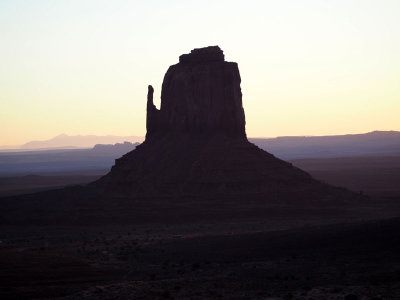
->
(96, 46, 355, 203)
(146, 46, 245, 139)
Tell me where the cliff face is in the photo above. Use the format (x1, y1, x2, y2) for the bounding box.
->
(146, 46, 245, 139)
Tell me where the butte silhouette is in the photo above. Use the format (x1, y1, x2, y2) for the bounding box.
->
(94, 46, 356, 204)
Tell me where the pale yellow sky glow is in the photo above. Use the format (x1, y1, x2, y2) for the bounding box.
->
(1, 0, 399, 145)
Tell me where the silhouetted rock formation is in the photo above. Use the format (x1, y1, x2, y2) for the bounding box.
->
(95, 46, 357, 203)
(146, 85, 160, 137)
(146, 46, 245, 139)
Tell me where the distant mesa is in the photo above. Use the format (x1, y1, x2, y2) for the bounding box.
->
(94, 46, 358, 203)
(20, 134, 144, 150)
(92, 141, 139, 153)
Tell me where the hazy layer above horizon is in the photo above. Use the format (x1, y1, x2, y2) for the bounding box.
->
(1, 131, 399, 153)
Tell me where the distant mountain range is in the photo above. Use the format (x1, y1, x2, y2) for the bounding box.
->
(2, 131, 399, 154)
(249, 131, 400, 159)
(1, 130, 400, 158)
(18, 134, 144, 150)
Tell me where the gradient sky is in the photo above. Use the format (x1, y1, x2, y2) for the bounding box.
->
(1, 0, 399, 145)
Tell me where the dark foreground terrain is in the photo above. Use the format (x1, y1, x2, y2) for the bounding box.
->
(291, 155, 400, 198)
(1, 152, 399, 299)
(1, 196, 400, 299)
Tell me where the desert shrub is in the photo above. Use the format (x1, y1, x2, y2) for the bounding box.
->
(284, 293, 293, 300)
(329, 286, 342, 293)
(161, 290, 171, 298)
(173, 285, 181, 291)
(344, 294, 358, 300)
